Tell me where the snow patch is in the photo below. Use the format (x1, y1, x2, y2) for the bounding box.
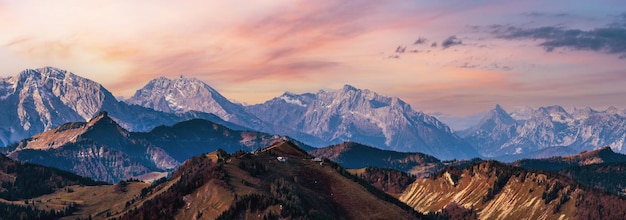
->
(549, 113, 572, 123)
(164, 94, 185, 112)
(0, 93, 10, 100)
(280, 95, 307, 107)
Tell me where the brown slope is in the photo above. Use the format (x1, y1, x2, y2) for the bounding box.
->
(400, 160, 626, 220)
(259, 140, 311, 159)
(119, 141, 424, 220)
(5, 111, 178, 183)
(3, 111, 129, 152)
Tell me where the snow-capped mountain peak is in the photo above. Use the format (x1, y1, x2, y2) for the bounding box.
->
(125, 76, 275, 133)
(279, 92, 308, 107)
(0, 67, 246, 147)
(246, 85, 477, 159)
(127, 76, 229, 115)
(487, 104, 515, 124)
(531, 105, 573, 124)
(0, 67, 118, 146)
(461, 105, 626, 158)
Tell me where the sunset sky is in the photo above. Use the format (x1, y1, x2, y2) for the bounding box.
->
(1, 1, 625, 124)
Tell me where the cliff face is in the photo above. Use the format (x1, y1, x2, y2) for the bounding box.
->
(462, 105, 626, 158)
(247, 85, 477, 160)
(400, 161, 626, 220)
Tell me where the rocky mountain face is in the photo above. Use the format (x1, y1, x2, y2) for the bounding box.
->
(2, 112, 302, 183)
(0, 67, 244, 147)
(4, 112, 179, 183)
(310, 142, 444, 177)
(458, 104, 517, 157)
(125, 77, 273, 132)
(247, 85, 478, 160)
(461, 105, 626, 158)
(399, 160, 626, 220)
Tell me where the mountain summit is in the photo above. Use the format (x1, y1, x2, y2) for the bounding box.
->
(246, 85, 477, 160)
(127, 77, 235, 115)
(125, 76, 274, 133)
(459, 104, 518, 157)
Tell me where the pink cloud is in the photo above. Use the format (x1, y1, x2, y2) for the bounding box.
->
(3, 1, 626, 114)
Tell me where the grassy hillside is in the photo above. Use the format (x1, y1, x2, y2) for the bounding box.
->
(118, 141, 424, 219)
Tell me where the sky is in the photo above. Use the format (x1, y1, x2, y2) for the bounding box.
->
(1, 0, 626, 128)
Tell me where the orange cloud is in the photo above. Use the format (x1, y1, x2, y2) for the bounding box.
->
(3, 1, 626, 115)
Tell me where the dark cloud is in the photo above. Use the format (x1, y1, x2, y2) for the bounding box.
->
(522, 12, 570, 18)
(395, 45, 406, 53)
(491, 22, 626, 58)
(441, 35, 462, 49)
(414, 37, 428, 45)
(431, 42, 437, 48)
(487, 63, 512, 71)
(459, 63, 478, 69)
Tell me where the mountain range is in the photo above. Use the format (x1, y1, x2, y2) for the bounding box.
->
(4, 139, 626, 219)
(126, 77, 478, 160)
(1, 111, 304, 183)
(0, 141, 427, 219)
(0, 67, 477, 160)
(245, 85, 477, 159)
(3, 66, 626, 162)
(0, 67, 244, 147)
(460, 104, 626, 159)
